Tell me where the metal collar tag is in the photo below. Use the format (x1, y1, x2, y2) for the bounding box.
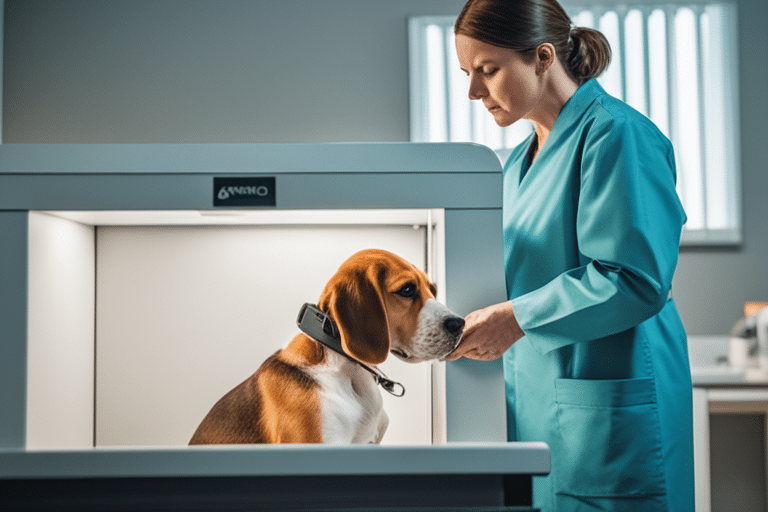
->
(296, 303, 405, 397)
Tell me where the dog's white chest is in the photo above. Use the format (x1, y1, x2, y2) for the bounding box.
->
(309, 353, 389, 444)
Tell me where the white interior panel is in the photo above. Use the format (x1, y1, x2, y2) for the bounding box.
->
(27, 212, 95, 449)
(95, 224, 433, 446)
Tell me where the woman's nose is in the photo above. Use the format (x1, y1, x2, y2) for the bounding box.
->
(468, 76, 486, 100)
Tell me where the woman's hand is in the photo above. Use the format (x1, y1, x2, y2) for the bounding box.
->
(444, 301, 524, 361)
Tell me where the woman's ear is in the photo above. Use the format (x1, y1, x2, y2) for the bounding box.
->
(535, 43, 556, 74)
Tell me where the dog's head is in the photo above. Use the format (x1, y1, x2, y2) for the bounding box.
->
(317, 249, 463, 365)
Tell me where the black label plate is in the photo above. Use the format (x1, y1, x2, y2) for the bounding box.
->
(213, 177, 276, 207)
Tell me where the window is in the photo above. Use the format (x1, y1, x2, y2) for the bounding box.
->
(409, 1, 741, 245)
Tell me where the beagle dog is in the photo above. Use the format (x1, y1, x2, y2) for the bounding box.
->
(189, 249, 464, 445)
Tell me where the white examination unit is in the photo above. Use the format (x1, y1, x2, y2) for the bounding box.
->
(0, 143, 549, 511)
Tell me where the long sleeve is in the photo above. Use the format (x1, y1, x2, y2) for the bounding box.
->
(510, 114, 686, 354)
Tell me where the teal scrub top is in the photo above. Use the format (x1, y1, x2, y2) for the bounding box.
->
(502, 79, 694, 512)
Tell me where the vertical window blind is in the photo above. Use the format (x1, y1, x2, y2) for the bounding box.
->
(409, 1, 740, 245)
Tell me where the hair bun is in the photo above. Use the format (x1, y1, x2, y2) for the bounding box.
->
(567, 27, 612, 83)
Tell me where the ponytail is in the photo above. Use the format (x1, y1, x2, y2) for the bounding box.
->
(567, 27, 612, 84)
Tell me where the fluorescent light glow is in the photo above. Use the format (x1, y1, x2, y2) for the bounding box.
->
(599, 11, 623, 99)
(624, 9, 647, 116)
(41, 210, 434, 227)
(426, 24, 447, 142)
(648, 9, 669, 137)
(675, 7, 704, 230)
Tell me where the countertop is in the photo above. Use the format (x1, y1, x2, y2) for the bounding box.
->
(0, 442, 551, 480)
(688, 335, 768, 388)
(691, 366, 768, 387)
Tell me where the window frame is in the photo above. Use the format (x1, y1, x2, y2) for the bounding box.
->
(408, 0, 741, 247)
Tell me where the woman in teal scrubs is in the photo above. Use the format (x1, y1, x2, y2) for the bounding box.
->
(447, 0, 694, 510)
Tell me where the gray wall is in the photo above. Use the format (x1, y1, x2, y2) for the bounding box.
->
(3, 0, 767, 335)
(3, 0, 465, 143)
(672, 0, 768, 335)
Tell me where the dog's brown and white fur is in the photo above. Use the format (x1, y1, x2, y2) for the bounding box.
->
(189, 249, 464, 445)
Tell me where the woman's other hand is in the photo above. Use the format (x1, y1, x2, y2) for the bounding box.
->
(444, 301, 524, 361)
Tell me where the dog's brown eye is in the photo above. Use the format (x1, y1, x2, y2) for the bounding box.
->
(396, 283, 417, 298)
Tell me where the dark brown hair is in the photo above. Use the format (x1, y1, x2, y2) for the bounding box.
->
(455, 0, 611, 84)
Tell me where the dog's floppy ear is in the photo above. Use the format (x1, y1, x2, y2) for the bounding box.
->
(320, 269, 390, 365)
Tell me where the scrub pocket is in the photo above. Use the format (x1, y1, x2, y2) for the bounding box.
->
(554, 377, 666, 499)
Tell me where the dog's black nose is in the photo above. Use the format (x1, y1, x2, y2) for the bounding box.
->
(443, 316, 465, 336)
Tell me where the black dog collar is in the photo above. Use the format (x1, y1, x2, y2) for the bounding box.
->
(296, 303, 405, 397)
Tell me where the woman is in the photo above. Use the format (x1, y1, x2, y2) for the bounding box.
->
(446, 0, 694, 510)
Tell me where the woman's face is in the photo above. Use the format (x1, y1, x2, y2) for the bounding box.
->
(455, 34, 542, 127)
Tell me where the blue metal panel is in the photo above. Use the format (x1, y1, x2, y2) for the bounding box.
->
(0, 143, 500, 175)
(0, 173, 502, 211)
(0, 212, 28, 448)
(444, 208, 508, 442)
